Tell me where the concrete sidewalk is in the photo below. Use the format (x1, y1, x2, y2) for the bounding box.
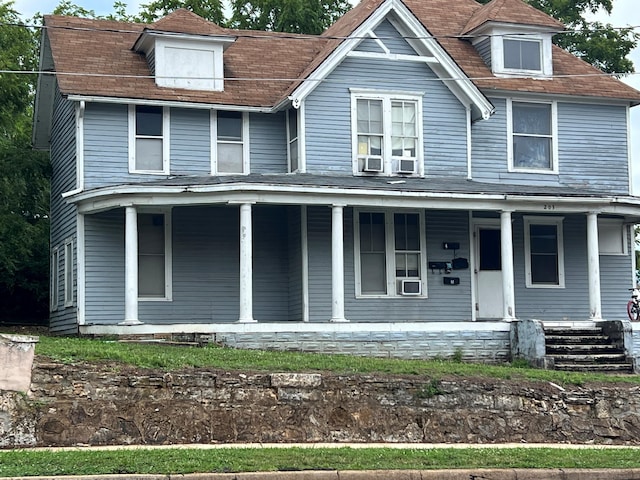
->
(3, 444, 640, 480)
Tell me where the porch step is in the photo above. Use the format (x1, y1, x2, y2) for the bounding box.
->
(543, 325, 634, 374)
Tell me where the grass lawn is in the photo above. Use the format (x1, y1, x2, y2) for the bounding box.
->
(2, 446, 640, 476)
(1, 333, 638, 476)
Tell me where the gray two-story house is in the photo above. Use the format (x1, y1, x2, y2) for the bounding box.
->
(34, 0, 640, 365)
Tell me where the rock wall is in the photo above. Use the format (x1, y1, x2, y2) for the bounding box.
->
(3, 360, 640, 448)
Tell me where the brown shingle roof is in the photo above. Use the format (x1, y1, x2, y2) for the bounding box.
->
(43, 0, 640, 109)
(461, 0, 564, 34)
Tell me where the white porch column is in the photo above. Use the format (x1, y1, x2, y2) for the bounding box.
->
(500, 210, 516, 321)
(122, 206, 141, 325)
(587, 212, 602, 320)
(238, 203, 256, 323)
(331, 204, 348, 322)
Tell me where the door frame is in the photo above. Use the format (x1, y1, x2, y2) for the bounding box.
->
(471, 217, 503, 320)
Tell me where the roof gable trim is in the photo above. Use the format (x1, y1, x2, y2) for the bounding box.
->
(290, 0, 494, 120)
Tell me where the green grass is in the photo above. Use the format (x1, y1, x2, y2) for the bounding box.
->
(1, 447, 640, 476)
(36, 334, 640, 386)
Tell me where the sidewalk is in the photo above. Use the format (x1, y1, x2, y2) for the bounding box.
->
(3, 443, 640, 480)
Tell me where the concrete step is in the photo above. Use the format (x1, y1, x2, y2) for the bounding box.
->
(546, 344, 623, 354)
(544, 327, 603, 336)
(545, 335, 611, 345)
(548, 353, 629, 364)
(553, 363, 634, 373)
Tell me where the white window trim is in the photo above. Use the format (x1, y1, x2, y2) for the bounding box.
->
(598, 218, 628, 256)
(490, 30, 554, 77)
(523, 216, 565, 289)
(138, 208, 173, 302)
(507, 98, 558, 174)
(128, 105, 170, 175)
(50, 247, 60, 312)
(353, 209, 428, 298)
(350, 89, 424, 177)
(210, 110, 250, 175)
(64, 238, 74, 307)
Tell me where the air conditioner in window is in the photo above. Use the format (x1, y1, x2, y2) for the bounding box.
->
(397, 159, 416, 174)
(363, 157, 383, 173)
(400, 279, 422, 296)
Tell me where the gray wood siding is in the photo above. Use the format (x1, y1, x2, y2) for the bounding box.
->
(600, 225, 633, 320)
(85, 210, 125, 324)
(557, 103, 629, 193)
(249, 111, 288, 174)
(84, 103, 131, 189)
(288, 207, 303, 320)
(49, 89, 78, 334)
(475, 38, 491, 69)
(471, 99, 630, 193)
(307, 206, 332, 322)
(170, 108, 210, 175)
(373, 20, 417, 55)
(355, 37, 386, 53)
(305, 56, 468, 176)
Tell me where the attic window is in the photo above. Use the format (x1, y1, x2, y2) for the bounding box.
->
(504, 38, 541, 72)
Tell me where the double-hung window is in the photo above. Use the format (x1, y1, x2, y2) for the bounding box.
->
(524, 216, 564, 288)
(503, 38, 542, 72)
(355, 210, 426, 297)
(508, 100, 557, 173)
(138, 212, 172, 300)
(50, 248, 60, 311)
(213, 110, 249, 174)
(352, 90, 422, 176)
(129, 105, 169, 174)
(64, 239, 74, 307)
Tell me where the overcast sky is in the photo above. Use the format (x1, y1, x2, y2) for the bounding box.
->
(12, 0, 640, 192)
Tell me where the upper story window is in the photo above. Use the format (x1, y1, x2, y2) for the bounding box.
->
(129, 105, 170, 175)
(355, 210, 427, 297)
(287, 108, 299, 172)
(508, 99, 557, 173)
(351, 90, 423, 176)
(503, 38, 541, 72)
(212, 111, 249, 175)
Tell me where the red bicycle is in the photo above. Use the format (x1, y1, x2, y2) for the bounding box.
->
(627, 288, 640, 321)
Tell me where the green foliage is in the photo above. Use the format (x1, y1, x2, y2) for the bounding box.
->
(136, 0, 224, 23)
(416, 378, 443, 398)
(228, 0, 351, 34)
(2, 446, 640, 476)
(474, 0, 638, 74)
(0, 1, 50, 323)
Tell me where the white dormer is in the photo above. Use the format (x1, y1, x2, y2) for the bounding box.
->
(134, 31, 235, 91)
(471, 25, 555, 78)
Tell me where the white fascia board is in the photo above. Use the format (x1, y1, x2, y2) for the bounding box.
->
(66, 182, 640, 216)
(290, 0, 398, 104)
(388, 2, 493, 120)
(66, 95, 273, 113)
(483, 89, 636, 107)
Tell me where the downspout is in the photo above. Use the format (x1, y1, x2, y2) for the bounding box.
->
(467, 106, 472, 180)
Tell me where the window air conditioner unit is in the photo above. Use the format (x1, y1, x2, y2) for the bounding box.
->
(401, 279, 421, 296)
(363, 157, 383, 173)
(397, 159, 416, 174)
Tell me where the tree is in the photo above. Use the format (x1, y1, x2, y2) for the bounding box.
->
(475, 0, 638, 74)
(228, 0, 351, 34)
(136, 0, 224, 23)
(0, 1, 50, 323)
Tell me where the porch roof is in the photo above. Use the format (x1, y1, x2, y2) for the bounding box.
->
(67, 174, 640, 219)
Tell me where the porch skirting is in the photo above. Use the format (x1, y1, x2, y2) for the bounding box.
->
(80, 321, 512, 363)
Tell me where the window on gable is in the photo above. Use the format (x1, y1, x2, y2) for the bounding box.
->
(130, 105, 168, 174)
(287, 108, 299, 172)
(352, 91, 422, 176)
(214, 111, 248, 174)
(504, 38, 541, 72)
(509, 100, 556, 172)
(355, 210, 426, 297)
(138, 212, 172, 300)
(524, 217, 565, 288)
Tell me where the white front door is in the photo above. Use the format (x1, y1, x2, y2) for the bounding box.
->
(475, 223, 504, 319)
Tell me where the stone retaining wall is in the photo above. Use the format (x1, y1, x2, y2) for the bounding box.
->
(3, 360, 640, 448)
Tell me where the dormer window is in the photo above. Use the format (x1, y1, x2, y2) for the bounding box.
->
(503, 38, 541, 72)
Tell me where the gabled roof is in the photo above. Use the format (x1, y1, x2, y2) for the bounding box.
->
(461, 0, 564, 35)
(39, 0, 640, 111)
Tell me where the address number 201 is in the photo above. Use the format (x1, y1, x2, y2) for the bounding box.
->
(543, 204, 556, 210)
